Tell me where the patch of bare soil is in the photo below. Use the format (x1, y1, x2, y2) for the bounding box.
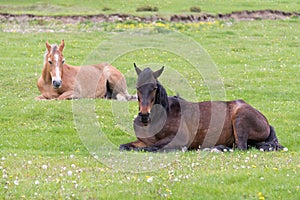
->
(0, 10, 299, 24)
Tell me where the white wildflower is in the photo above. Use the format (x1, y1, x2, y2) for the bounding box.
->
(146, 176, 153, 183)
(42, 165, 47, 170)
(67, 170, 73, 176)
(14, 179, 19, 185)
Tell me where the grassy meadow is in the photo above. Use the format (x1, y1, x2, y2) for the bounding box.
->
(0, 0, 299, 15)
(0, 1, 300, 199)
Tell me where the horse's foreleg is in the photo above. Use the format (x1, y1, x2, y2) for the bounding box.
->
(119, 140, 147, 151)
(138, 136, 176, 152)
(35, 95, 48, 100)
(57, 91, 75, 100)
(35, 92, 58, 100)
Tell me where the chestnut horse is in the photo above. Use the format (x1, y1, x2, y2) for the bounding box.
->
(36, 40, 135, 100)
(119, 64, 284, 152)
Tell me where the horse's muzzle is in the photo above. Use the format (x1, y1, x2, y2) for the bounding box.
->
(52, 80, 62, 89)
(139, 112, 150, 125)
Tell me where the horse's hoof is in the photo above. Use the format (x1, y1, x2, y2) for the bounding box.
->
(35, 96, 47, 100)
(210, 148, 222, 153)
(139, 146, 159, 152)
(211, 145, 232, 152)
(119, 144, 131, 151)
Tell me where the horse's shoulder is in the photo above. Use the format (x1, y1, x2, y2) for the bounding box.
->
(37, 76, 44, 85)
(37, 77, 52, 89)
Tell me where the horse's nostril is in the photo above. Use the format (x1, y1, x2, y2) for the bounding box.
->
(139, 112, 150, 124)
(52, 80, 62, 88)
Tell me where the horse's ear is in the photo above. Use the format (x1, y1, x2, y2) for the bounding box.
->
(153, 66, 164, 79)
(134, 63, 142, 75)
(46, 41, 51, 52)
(59, 40, 65, 52)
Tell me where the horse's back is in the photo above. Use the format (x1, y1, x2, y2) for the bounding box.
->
(177, 99, 270, 148)
(167, 98, 233, 148)
(72, 63, 132, 100)
(70, 64, 107, 98)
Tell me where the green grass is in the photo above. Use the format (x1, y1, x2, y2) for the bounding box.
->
(0, 0, 299, 16)
(1, 1, 300, 199)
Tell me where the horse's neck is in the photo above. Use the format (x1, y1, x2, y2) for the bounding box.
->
(61, 63, 79, 78)
(155, 83, 170, 112)
(41, 64, 52, 83)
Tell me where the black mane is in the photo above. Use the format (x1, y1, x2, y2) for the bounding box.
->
(155, 81, 169, 113)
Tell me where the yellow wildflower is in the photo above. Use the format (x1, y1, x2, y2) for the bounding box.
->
(257, 192, 265, 200)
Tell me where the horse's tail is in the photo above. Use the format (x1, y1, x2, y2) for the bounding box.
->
(265, 125, 285, 151)
(253, 125, 285, 151)
(105, 80, 113, 99)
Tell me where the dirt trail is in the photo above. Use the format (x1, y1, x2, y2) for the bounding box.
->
(0, 10, 299, 24)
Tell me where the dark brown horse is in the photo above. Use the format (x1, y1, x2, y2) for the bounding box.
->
(119, 64, 284, 152)
(36, 40, 135, 100)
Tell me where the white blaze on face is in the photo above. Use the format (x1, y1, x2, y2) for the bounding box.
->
(54, 54, 61, 81)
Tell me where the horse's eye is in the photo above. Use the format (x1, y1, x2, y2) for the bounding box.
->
(48, 60, 52, 65)
(62, 59, 65, 64)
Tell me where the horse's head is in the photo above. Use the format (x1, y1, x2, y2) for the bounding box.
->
(44, 40, 65, 89)
(134, 63, 164, 125)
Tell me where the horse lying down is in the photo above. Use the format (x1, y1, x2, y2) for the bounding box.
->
(36, 40, 135, 100)
(120, 64, 285, 152)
